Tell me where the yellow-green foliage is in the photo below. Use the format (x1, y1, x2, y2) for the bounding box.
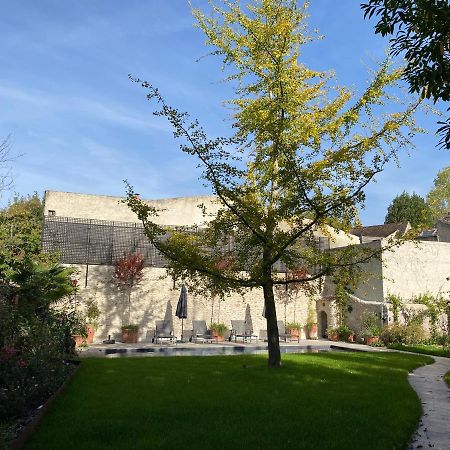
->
(128, 0, 423, 366)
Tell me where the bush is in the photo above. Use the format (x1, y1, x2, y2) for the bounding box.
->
(336, 325, 354, 340)
(380, 323, 426, 345)
(210, 323, 228, 337)
(286, 322, 302, 332)
(435, 334, 450, 348)
(0, 304, 83, 424)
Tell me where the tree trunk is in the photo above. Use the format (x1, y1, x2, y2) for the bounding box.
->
(128, 288, 132, 324)
(263, 282, 281, 368)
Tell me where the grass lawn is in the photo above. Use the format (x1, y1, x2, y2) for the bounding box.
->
(388, 343, 450, 358)
(445, 371, 450, 387)
(26, 352, 431, 450)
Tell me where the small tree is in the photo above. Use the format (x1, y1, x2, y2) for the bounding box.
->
(114, 253, 144, 326)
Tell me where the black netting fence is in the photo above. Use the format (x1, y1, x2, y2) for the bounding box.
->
(42, 216, 166, 267)
(42, 216, 330, 272)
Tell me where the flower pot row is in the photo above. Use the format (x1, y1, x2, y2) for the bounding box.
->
(286, 324, 318, 340)
(328, 328, 380, 345)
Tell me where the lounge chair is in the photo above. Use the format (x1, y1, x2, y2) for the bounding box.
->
(154, 320, 177, 344)
(192, 320, 215, 343)
(259, 329, 268, 341)
(230, 320, 257, 342)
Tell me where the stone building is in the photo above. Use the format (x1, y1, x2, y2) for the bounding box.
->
(42, 191, 356, 342)
(43, 190, 450, 342)
(317, 238, 450, 338)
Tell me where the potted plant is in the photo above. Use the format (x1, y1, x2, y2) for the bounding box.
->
(286, 322, 303, 340)
(121, 324, 139, 343)
(306, 302, 318, 339)
(114, 252, 144, 343)
(210, 323, 228, 342)
(337, 324, 355, 342)
(327, 327, 340, 341)
(85, 298, 100, 344)
(71, 319, 88, 348)
(362, 312, 381, 345)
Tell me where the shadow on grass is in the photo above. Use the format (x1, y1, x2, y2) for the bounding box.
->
(26, 352, 432, 450)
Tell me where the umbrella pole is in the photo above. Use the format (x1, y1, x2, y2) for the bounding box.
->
(181, 318, 184, 343)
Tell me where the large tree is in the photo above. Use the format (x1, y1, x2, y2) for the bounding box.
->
(385, 191, 434, 228)
(128, 0, 421, 367)
(361, 0, 450, 149)
(426, 165, 450, 220)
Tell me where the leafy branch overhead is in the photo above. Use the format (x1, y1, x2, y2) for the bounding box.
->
(127, 0, 423, 366)
(361, 0, 450, 149)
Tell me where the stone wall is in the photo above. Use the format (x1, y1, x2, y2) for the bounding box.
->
(437, 219, 450, 243)
(44, 191, 221, 227)
(72, 264, 318, 343)
(382, 240, 450, 301)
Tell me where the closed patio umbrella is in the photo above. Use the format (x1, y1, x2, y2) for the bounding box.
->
(164, 300, 173, 331)
(176, 284, 188, 342)
(244, 303, 253, 335)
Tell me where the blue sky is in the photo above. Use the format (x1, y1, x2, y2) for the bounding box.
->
(0, 0, 448, 225)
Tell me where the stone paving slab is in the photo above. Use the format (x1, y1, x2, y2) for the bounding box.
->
(408, 356, 450, 450)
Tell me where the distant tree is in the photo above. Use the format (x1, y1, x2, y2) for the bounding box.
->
(426, 166, 450, 220)
(385, 191, 433, 228)
(361, 0, 450, 149)
(114, 253, 144, 324)
(0, 193, 58, 279)
(128, 0, 422, 367)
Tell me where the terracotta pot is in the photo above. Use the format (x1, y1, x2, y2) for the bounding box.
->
(86, 325, 95, 344)
(212, 332, 224, 342)
(307, 323, 318, 340)
(328, 332, 339, 342)
(347, 334, 355, 343)
(364, 336, 379, 345)
(122, 329, 139, 343)
(72, 334, 85, 348)
(288, 329, 300, 339)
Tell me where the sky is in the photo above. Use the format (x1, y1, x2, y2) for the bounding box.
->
(0, 0, 448, 225)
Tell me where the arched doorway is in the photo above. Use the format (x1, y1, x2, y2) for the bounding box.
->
(320, 311, 328, 338)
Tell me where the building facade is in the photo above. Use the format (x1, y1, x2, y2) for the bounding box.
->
(43, 191, 450, 342)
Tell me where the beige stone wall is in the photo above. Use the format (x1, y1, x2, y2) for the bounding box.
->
(44, 191, 360, 246)
(72, 264, 317, 343)
(44, 191, 221, 227)
(382, 240, 450, 300)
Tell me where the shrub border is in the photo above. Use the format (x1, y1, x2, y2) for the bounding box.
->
(8, 360, 80, 450)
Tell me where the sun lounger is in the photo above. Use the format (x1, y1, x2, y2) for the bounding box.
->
(154, 320, 177, 344)
(192, 320, 216, 343)
(230, 320, 257, 342)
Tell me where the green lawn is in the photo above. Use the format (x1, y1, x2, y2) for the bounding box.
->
(388, 343, 450, 358)
(445, 371, 450, 387)
(26, 352, 431, 450)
